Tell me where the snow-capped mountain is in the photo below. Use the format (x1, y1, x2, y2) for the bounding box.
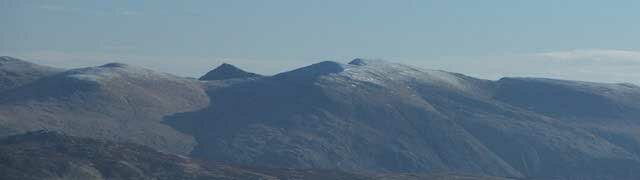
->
(0, 60, 208, 154)
(1, 57, 640, 180)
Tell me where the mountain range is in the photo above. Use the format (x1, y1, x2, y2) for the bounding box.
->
(1, 56, 640, 180)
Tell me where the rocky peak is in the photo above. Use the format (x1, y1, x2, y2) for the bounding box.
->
(199, 63, 261, 81)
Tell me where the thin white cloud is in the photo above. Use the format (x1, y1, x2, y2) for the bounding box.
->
(538, 49, 640, 63)
(116, 9, 140, 16)
(38, 5, 65, 11)
(37, 4, 139, 16)
(38, 4, 86, 13)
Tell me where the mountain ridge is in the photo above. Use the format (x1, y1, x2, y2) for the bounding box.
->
(0, 56, 63, 92)
(2, 56, 640, 179)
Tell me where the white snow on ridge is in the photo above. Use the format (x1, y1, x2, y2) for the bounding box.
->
(65, 62, 184, 83)
(336, 59, 472, 92)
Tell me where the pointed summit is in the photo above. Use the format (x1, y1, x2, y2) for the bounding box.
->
(348, 58, 367, 65)
(348, 58, 387, 66)
(199, 63, 261, 81)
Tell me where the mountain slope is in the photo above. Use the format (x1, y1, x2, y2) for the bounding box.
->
(2, 57, 640, 179)
(0, 61, 209, 154)
(167, 59, 640, 179)
(495, 77, 640, 121)
(494, 77, 640, 169)
(0, 131, 374, 180)
(0, 56, 62, 92)
(0, 131, 512, 180)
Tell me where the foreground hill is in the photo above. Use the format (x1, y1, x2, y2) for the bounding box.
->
(0, 131, 509, 180)
(1, 57, 640, 179)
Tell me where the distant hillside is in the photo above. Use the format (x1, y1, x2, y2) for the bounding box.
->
(1, 56, 640, 179)
(0, 131, 510, 180)
(169, 59, 640, 179)
(0, 56, 62, 92)
(0, 61, 209, 154)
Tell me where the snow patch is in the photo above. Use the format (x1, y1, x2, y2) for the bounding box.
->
(334, 59, 471, 92)
(65, 62, 179, 82)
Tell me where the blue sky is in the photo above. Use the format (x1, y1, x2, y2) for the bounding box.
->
(2, 0, 640, 84)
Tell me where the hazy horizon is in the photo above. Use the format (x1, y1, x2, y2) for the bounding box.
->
(2, 0, 640, 84)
